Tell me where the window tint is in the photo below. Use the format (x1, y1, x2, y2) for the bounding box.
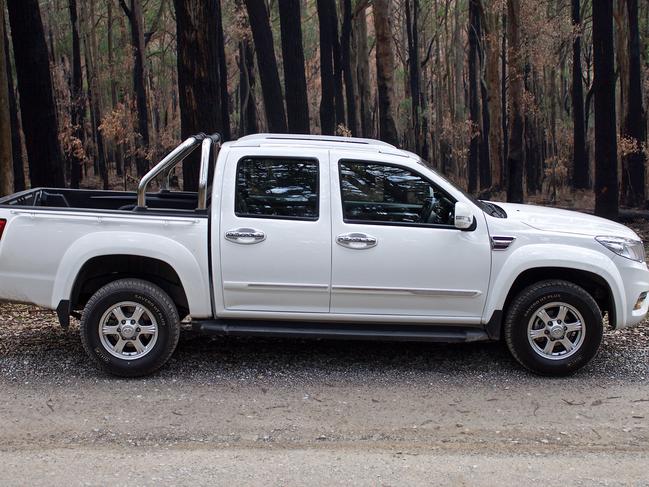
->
(339, 161, 455, 226)
(236, 157, 319, 220)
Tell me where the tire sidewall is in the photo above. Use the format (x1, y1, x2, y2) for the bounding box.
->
(509, 285, 603, 375)
(82, 285, 174, 375)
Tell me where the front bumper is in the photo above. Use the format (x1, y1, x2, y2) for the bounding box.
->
(616, 257, 649, 329)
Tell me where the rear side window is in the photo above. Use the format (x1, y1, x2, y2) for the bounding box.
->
(235, 157, 319, 220)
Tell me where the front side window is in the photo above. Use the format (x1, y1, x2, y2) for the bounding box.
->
(235, 157, 319, 220)
(339, 160, 455, 226)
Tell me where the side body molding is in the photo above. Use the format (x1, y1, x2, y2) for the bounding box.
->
(51, 231, 212, 318)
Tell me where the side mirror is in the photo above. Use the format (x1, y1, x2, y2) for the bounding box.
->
(454, 202, 474, 230)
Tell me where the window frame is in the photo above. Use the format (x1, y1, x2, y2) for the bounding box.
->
(337, 158, 459, 229)
(234, 155, 321, 222)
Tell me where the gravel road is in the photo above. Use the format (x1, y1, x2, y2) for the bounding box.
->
(1, 303, 648, 486)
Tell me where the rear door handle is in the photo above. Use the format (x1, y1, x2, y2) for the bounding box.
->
(225, 228, 266, 244)
(336, 232, 378, 249)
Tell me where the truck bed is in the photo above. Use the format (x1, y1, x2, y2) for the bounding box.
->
(0, 188, 201, 213)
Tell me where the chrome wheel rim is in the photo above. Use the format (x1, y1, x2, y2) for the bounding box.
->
(98, 301, 158, 360)
(527, 301, 585, 361)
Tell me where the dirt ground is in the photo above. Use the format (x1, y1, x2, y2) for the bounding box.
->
(0, 301, 648, 486)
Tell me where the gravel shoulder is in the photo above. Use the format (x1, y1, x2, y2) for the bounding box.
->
(1, 303, 648, 485)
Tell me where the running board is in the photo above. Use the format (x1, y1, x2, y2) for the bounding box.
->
(192, 320, 490, 343)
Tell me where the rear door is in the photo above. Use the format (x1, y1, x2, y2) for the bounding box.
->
(219, 147, 331, 313)
(330, 152, 491, 320)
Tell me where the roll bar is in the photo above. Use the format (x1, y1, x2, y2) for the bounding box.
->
(136, 133, 221, 211)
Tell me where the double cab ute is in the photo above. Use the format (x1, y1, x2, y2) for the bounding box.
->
(0, 133, 647, 376)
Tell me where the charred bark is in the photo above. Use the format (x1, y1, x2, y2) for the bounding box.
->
(593, 0, 618, 218)
(7, 0, 65, 188)
(278, 0, 310, 134)
(174, 0, 225, 191)
(243, 0, 287, 133)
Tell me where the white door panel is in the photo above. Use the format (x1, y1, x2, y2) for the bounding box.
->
(219, 148, 331, 313)
(330, 152, 491, 318)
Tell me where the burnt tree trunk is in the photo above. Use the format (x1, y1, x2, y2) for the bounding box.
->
(373, 0, 399, 145)
(505, 0, 524, 203)
(317, 0, 336, 134)
(354, 4, 372, 138)
(174, 0, 225, 191)
(405, 0, 421, 153)
(571, 0, 588, 189)
(467, 0, 481, 193)
(3, 26, 23, 191)
(341, 0, 358, 135)
(622, 0, 645, 207)
(238, 39, 259, 136)
(243, 0, 287, 133)
(215, 0, 230, 141)
(593, 0, 618, 218)
(0, 0, 12, 196)
(7, 0, 65, 188)
(68, 0, 84, 188)
(278, 0, 310, 134)
(119, 0, 150, 177)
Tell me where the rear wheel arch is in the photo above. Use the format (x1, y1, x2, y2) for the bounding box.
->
(70, 255, 190, 318)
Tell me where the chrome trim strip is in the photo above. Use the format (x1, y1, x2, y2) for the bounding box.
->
(224, 282, 330, 292)
(9, 210, 200, 225)
(332, 286, 481, 297)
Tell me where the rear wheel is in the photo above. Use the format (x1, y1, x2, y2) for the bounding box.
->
(504, 280, 603, 376)
(80, 278, 180, 377)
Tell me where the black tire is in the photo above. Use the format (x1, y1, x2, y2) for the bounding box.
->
(504, 279, 603, 376)
(80, 278, 180, 377)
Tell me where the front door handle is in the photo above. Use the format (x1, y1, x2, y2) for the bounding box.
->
(336, 232, 378, 249)
(225, 228, 266, 244)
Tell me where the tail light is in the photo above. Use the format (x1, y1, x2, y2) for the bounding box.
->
(0, 219, 6, 240)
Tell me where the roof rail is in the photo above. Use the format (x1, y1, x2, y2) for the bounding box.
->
(235, 133, 396, 148)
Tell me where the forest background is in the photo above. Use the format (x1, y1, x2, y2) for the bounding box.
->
(0, 0, 646, 220)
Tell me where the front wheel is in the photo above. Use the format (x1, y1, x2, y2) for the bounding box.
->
(504, 280, 603, 376)
(80, 278, 181, 377)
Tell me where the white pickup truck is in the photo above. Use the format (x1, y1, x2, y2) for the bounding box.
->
(0, 133, 647, 377)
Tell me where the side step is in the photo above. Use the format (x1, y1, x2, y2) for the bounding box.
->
(192, 320, 490, 343)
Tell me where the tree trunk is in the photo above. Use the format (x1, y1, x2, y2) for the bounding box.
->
(243, 0, 287, 133)
(7, 0, 65, 188)
(317, 0, 336, 134)
(622, 0, 645, 207)
(373, 0, 399, 145)
(505, 0, 524, 203)
(484, 6, 502, 189)
(571, 0, 588, 189)
(341, 0, 358, 136)
(593, 0, 618, 219)
(174, 0, 225, 191)
(354, 4, 372, 138)
(119, 0, 150, 177)
(0, 0, 13, 196)
(238, 39, 258, 136)
(405, 0, 421, 154)
(467, 0, 482, 193)
(278, 0, 309, 134)
(215, 0, 231, 141)
(68, 0, 84, 188)
(2, 16, 23, 192)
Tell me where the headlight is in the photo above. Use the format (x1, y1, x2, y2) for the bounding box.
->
(596, 236, 645, 262)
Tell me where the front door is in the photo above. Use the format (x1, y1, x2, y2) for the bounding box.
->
(219, 148, 331, 313)
(330, 154, 491, 320)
